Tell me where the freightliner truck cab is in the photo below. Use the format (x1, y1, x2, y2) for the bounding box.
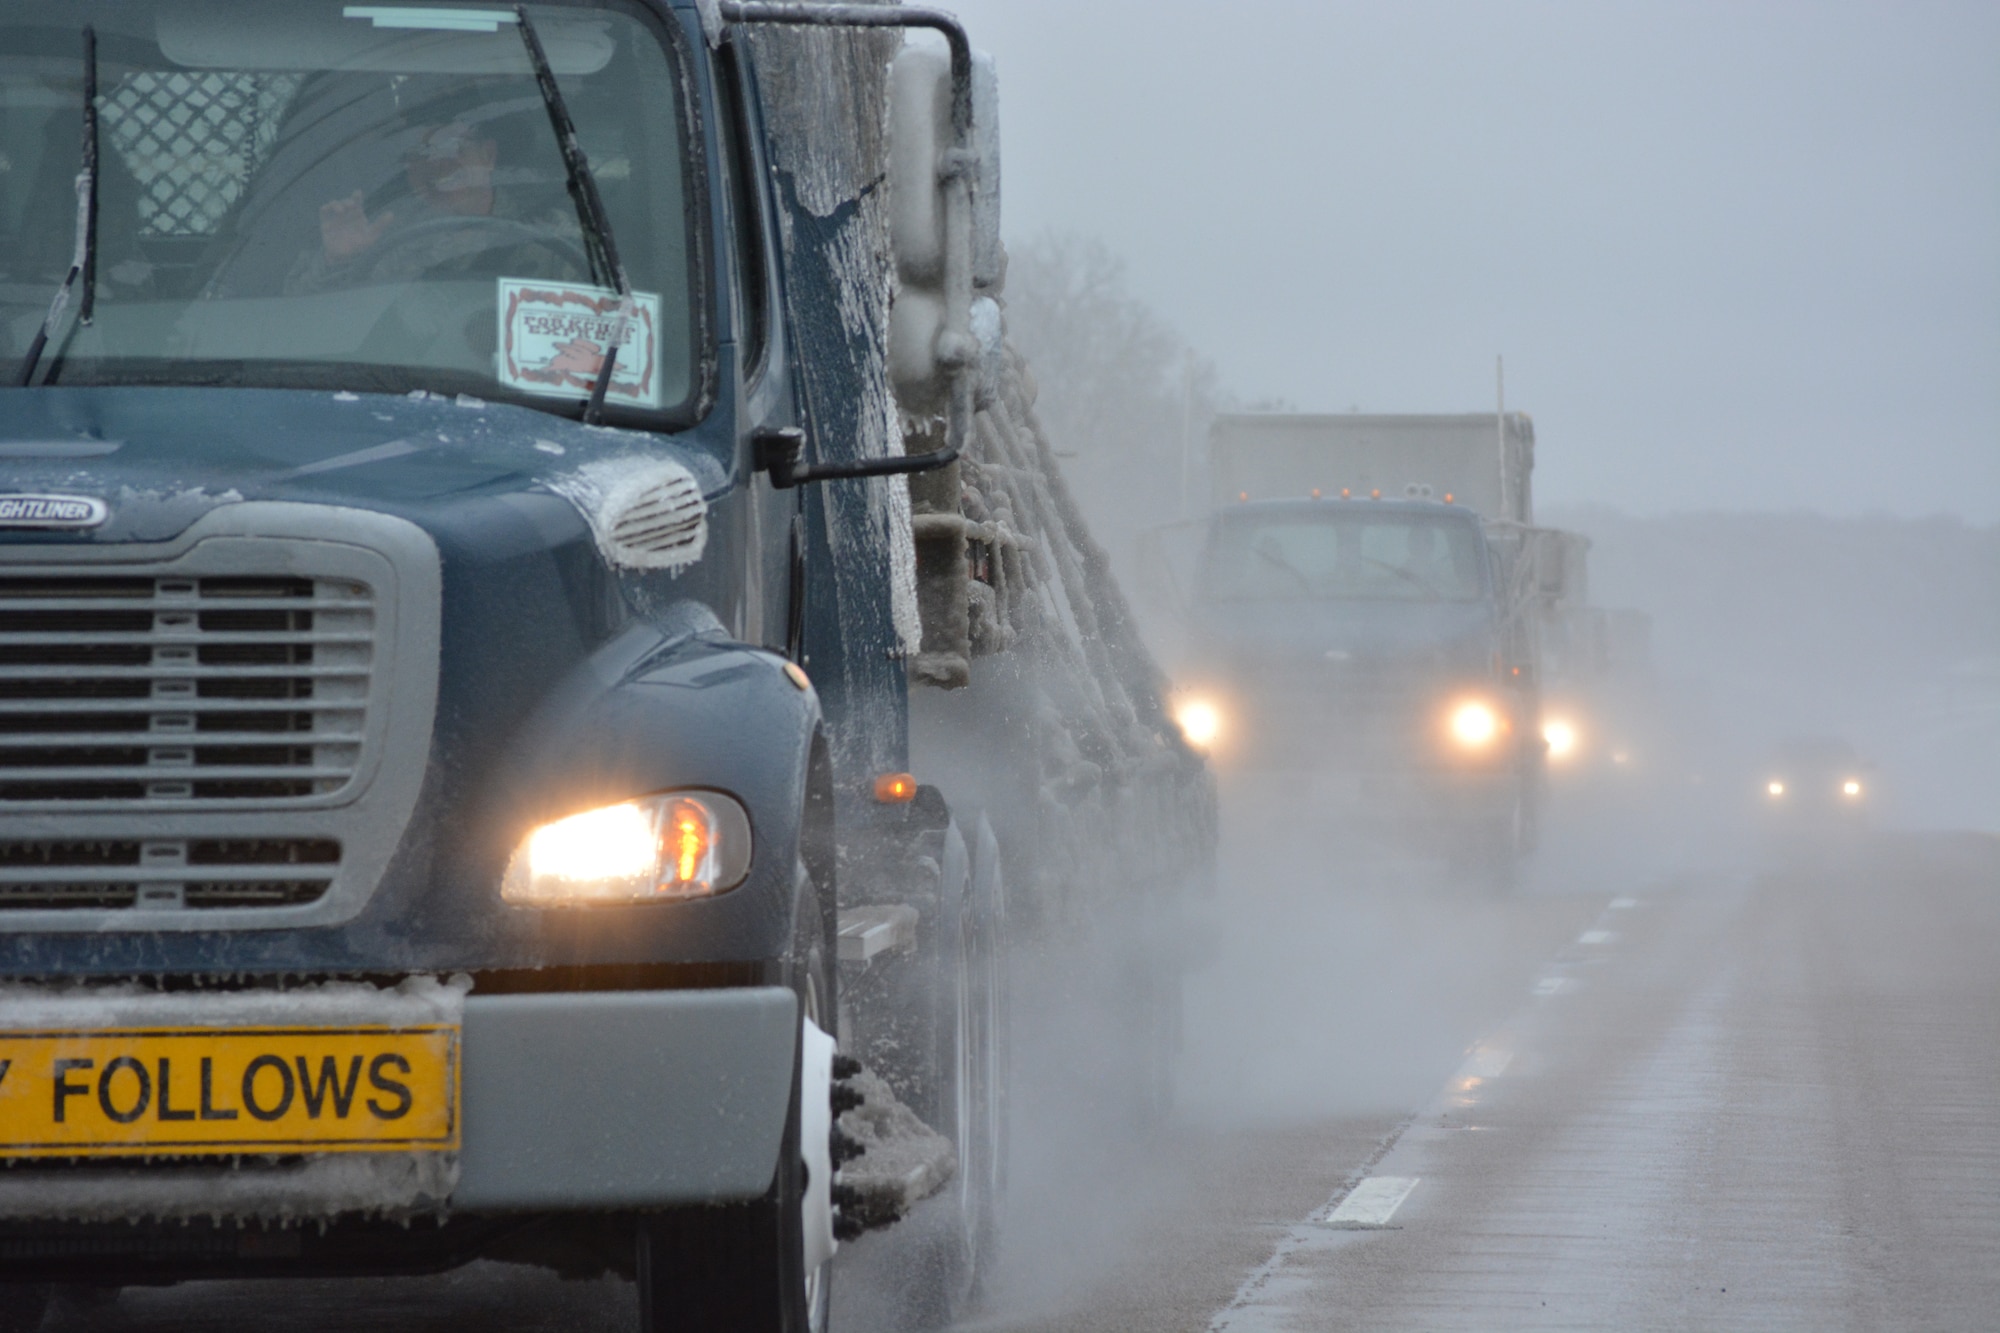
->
(0, 2, 999, 1327)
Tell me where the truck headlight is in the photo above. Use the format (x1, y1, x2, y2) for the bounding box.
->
(1543, 717, 1578, 760)
(1174, 697, 1224, 750)
(1448, 699, 1503, 749)
(502, 792, 753, 905)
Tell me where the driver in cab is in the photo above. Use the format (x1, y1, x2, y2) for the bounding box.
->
(286, 109, 581, 293)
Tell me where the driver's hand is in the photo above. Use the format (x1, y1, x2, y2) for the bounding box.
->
(321, 191, 393, 263)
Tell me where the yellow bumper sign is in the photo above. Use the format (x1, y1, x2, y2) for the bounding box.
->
(0, 1026, 459, 1157)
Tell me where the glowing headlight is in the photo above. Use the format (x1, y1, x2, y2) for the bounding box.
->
(1842, 778, 1863, 798)
(502, 792, 752, 905)
(1174, 698, 1223, 750)
(1543, 718, 1577, 760)
(1767, 780, 1786, 798)
(1449, 700, 1502, 748)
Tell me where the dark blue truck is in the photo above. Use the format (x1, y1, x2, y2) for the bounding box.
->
(0, 3, 1220, 1328)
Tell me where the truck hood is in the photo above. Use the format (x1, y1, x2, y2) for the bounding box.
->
(0, 387, 731, 545)
(1190, 595, 1497, 677)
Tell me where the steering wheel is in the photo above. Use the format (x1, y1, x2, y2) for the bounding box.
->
(360, 213, 592, 282)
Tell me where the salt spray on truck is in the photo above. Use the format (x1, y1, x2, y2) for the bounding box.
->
(0, 2, 1212, 1329)
(1174, 411, 1588, 879)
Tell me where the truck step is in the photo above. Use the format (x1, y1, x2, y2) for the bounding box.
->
(829, 1061, 955, 1240)
(836, 903, 919, 965)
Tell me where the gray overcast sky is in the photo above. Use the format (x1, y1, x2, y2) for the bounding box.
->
(941, 0, 2000, 520)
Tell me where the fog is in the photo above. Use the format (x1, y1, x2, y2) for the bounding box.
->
(862, 5, 2000, 1327)
(949, 0, 2000, 523)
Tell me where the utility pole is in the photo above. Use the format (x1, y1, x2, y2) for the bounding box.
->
(1495, 354, 1509, 520)
(1179, 346, 1194, 518)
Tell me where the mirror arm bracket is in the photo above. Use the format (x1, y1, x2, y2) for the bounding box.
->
(754, 427, 957, 489)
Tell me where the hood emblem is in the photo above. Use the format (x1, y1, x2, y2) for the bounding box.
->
(0, 494, 110, 530)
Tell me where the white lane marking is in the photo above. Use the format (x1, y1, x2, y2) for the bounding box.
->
(1608, 896, 1638, 909)
(1578, 929, 1617, 945)
(1532, 975, 1575, 996)
(1208, 1119, 1418, 1330)
(1324, 1176, 1419, 1228)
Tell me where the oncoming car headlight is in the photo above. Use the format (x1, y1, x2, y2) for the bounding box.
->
(1543, 717, 1578, 760)
(502, 792, 753, 905)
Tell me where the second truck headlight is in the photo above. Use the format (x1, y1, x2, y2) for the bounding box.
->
(1448, 699, 1503, 749)
(503, 792, 753, 905)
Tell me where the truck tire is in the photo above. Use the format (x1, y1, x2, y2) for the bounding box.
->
(636, 864, 834, 1333)
(901, 813, 1007, 1325)
(955, 814, 1008, 1293)
(0, 1286, 47, 1333)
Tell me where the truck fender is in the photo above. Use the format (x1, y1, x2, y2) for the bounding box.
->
(489, 608, 824, 957)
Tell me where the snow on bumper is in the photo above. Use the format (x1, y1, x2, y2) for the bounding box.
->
(0, 982, 798, 1221)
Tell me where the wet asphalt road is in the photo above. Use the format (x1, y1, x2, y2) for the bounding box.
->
(959, 827, 2000, 1333)
(36, 824, 1998, 1331)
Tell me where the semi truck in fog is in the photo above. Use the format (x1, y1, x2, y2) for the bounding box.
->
(1174, 412, 1587, 874)
(0, 2, 1210, 1329)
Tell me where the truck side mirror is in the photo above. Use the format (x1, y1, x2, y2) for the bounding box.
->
(1534, 535, 1566, 597)
(887, 43, 1001, 415)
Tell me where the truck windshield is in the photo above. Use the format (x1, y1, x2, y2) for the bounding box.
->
(0, 1, 697, 417)
(1201, 511, 1488, 603)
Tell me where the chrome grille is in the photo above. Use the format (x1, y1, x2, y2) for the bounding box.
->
(0, 837, 339, 910)
(0, 575, 374, 809)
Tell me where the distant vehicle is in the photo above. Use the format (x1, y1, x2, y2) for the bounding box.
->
(1175, 412, 1585, 878)
(1761, 737, 1876, 821)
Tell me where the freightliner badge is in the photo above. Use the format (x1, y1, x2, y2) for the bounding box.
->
(0, 494, 109, 530)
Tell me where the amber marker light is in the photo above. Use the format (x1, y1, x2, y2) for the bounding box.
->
(874, 772, 918, 804)
(502, 792, 751, 905)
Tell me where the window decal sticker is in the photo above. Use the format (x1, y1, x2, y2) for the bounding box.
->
(498, 279, 662, 408)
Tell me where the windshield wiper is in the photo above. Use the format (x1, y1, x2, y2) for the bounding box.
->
(17, 25, 99, 388)
(514, 5, 632, 425)
(1251, 542, 1316, 593)
(1363, 556, 1443, 601)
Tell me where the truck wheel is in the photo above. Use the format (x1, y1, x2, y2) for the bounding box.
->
(908, 814, 1007, 1322)
(957, 814, 1008, 1292)
(0, 1285, 48, 1333)
(636, 864, 833, 1333)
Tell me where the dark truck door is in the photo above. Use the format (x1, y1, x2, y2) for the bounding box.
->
(714, 35, 803, 659)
